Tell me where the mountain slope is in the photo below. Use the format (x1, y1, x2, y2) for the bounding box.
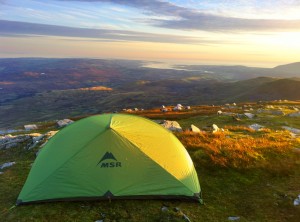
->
(273, 62, 300, 75)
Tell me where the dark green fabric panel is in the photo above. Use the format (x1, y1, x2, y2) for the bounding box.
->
(18, 115, 112, 201)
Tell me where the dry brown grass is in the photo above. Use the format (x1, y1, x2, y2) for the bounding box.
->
(224, 125, 255, 133)
(78, 86, 113, 91)
(176, 130, 294, 169)
(133, 106, 222, 120)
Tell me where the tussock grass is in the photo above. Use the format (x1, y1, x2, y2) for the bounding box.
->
(176, 130, 294, 169)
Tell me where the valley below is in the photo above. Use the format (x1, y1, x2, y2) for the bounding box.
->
(1, 58, 300, 129)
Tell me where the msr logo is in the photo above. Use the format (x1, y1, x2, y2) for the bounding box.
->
(97, 152, 122, 168)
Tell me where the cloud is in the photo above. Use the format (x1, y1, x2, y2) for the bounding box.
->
(153, 15, 300, 32)
(56, 0, 300, 31)
(0, 19, 223, 45)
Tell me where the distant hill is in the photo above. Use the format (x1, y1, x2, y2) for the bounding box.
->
(234, 78, 300, 101)
(273, 62, 300, 75)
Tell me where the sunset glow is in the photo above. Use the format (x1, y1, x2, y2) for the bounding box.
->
(1, 0, 300, 67)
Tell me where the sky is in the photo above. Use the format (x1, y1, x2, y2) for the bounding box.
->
(0, 0, 300, 67)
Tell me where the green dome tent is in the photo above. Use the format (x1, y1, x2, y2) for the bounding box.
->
(17, 114, 202, 205)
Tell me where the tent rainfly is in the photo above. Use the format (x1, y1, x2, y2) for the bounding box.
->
(17, 114, 202, 205)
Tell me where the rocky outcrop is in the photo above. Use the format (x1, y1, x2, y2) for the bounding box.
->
(0, 131, 58, 150)
(0, 134, 31, 150)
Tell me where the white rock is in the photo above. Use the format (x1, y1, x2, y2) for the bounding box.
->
(57, 119, 74, 128)
(161, 206, 168, 212)
(161, 105, 166, 109)
(173, 106, 182, 111)
(212, 124, 219, 133)
(217, 110, 222, 115)
(24, 124, 38, 130)
(0, 161, 16, 170)
(185, 106, 191, 110)
(173, 104, 184, 111)
(249, 124, 264, 131)
(271, 110, 285, 115)
(190, 124, 201, 133)
(294, 195, 300, 206)
(287, 112, 300, 117)
(244, 113, 255, 119)
(228, 216, 240, 221)
(161, 120, 182, 132)
(282, 126, 300, 135)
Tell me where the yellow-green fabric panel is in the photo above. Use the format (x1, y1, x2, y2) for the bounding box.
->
(110, 114, 200, 194)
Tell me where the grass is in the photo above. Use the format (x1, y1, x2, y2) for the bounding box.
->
(176, 130, 294, 169)
(1, 105, 300, 221)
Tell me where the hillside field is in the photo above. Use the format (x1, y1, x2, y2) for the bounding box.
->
(1, 101, 300, 221)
